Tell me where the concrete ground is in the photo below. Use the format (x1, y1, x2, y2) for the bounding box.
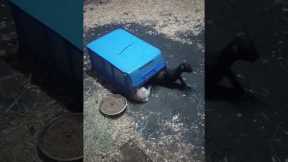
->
(83, 0, 204, 162)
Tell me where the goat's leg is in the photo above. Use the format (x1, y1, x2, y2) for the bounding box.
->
(178, 76, 192, 90)
(226, 69, 245, 94)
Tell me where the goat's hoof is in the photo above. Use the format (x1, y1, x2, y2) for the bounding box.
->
(183, 86, 192, 92)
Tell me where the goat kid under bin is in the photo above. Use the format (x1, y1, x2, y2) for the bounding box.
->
(87, 28, 166, 96)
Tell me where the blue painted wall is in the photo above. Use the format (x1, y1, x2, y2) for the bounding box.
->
(9, 0, 82, 49)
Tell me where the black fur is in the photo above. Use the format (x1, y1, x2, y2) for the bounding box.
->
(206, 33, 260, 98)
(149, 63, 193, 89)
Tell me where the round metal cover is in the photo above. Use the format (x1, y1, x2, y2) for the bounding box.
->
(37, 113, 83, 162)
(99, 94, 127, 116)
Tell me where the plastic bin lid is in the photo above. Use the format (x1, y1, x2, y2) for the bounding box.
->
(86, 28, 161, 74)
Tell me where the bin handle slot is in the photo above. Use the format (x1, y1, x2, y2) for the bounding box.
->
(118, 42, 134, 55)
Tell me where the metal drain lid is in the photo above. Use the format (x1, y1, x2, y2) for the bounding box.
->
(99, 94, 127, 116)
(37, 113, 83, 162)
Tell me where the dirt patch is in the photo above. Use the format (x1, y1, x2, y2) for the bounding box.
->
(84, 0, 204, 44)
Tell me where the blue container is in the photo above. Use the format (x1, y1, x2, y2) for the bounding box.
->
(87, 28, 166, 95)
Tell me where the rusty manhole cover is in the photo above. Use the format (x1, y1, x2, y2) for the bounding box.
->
(99, 94, 127, 117)
(37, 113, 83, 162)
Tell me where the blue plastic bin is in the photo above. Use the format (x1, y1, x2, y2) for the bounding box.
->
(87, 28, 166, 95)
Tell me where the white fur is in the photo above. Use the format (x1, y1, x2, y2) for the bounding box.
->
(131, 86, 151, 103)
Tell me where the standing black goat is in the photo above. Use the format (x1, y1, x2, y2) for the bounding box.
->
(206, 33, 260, 98)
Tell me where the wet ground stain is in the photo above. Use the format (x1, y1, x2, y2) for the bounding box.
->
(120, 140, 153, 162)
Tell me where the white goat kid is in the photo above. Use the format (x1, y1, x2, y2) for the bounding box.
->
(131, 86, 152, 103)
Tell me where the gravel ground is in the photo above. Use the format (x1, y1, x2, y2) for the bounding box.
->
(84, 0, 204, 161)
(84, 0, 204, 45)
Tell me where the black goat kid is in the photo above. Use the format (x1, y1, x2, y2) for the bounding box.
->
(149, 63, 193, 89)
(206, 33, 260, 98)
